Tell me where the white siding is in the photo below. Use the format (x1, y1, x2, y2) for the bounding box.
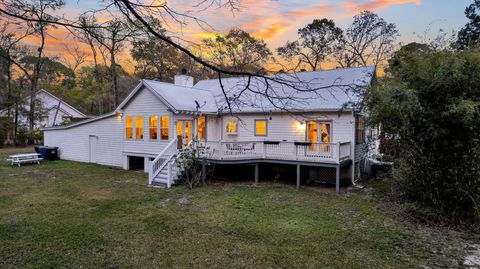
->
(37, 91, 86, 119)
(44, 115, 123, 167)
(219, 112, 355, 143)
(2, 91, 87, 128)
(43, 83, 364, 171)
(44, 108, 69, 127)
(122, 86, 174, 155)
(206, 116, 222, 141)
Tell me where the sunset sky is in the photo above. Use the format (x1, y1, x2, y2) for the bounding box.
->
(20, 0, 473, 69)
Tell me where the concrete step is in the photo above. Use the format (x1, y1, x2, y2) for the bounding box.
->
(150, 180, 168, 188)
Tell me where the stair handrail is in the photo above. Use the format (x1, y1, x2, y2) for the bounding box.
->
(167, 153, 183, 188)
(166, 140, 194, 187)
(149, 138, 178, 184)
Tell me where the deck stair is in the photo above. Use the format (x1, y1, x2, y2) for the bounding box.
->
(149, 138, 181, 188)
(150, 157, 182, 187)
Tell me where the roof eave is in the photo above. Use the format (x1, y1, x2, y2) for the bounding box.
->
(43, 112, 116, 131)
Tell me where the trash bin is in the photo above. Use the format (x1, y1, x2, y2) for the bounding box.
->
(44, 147, 59, 160)
(35, 146, 48, 159)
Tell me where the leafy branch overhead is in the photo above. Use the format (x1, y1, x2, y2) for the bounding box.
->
(0, 0, 379, 117)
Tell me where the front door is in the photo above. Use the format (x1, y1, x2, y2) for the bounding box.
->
(307, 121, 319, 152)
(88, 135, 97, 163)
(177, 120, 192, 149)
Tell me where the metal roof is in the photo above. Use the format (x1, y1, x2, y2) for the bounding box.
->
(194, 66, 375, 113)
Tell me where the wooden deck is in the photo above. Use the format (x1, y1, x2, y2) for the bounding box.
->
(149, 139, 353, 192)
(200, 141, 352, 164)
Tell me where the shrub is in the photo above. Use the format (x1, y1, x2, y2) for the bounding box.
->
(0, 131, 5, 148)
(16, 127, 28, 147)
(34, 129, 44, 144)
(368, 47, 480, 224)
(176, 139, 210, 189)
(0, 118, 9, 148)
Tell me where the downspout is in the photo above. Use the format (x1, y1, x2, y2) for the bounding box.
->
(351, 110, 356, 186)
(220, 111, 224, 141)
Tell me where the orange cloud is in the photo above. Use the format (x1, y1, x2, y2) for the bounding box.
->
(235, 0, 421, 41)
(6, 0, 423, 74)
(343, 0, 421, 14)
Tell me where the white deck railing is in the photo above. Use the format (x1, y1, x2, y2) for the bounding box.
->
(200, 141, 352, 164)
(148, 138, 178, 185)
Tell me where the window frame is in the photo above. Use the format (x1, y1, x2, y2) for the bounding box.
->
(318, 121, 332, 143)
(160, 115, 169, 140)
(149, 116, 158, 140)
(197, 115, 207, 140)
(135, 116, 144, 140)
(355, 116, 366, 144)
(254, 119, 268, 137)
(125, 116, 133, 140)
(226, 120, 238, 136)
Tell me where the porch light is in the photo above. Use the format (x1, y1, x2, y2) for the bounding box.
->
(116, 112, 123, 119)
(295, 121, 306, 132)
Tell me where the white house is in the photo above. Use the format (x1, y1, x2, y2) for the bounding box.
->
(43, 67, 375, 192)
(1, 89, 88, 144)
(0, 89, 88, 127)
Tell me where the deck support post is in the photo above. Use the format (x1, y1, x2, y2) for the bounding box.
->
(296, 164, 301, 189)
(201, 161, 207, 185)
(254, 163, 259, 184)
(336, 165, 340, 194)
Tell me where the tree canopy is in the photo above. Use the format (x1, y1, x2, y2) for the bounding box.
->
(202, 29, 272, 74)
(368, 44, 480, 223)
(277, 19, 343, 71)
(458, 0, 480, 49)
(337, 11, 398, 68)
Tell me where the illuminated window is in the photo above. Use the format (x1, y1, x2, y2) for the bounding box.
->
(197, 116, 206, 140)
(136, 116, 144, 139)
(356, 116, 365, 144)
(320, 122, 331, 152)
(320, 122, 331, 143)
(125, 116, 133, 139)
(226, 121, 237, 135)
(254, 120, 268, 136)
(149, 116, 158, 140)
(160, 115, 169, 140)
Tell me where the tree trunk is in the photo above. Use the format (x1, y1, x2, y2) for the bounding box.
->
(14, 94, 19, 147)
(28, 24, 46, 145)
(110, 48, 119, 110)
(6, 62, 12, 118)
(28, 80, 37, 145)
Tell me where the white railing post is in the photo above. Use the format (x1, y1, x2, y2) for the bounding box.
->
(148, 163, 152, 185)
(293, 142, 297, 159)
(219, 140, 223, 160)
(349, 142, 352, 159)
(337, 141, 341, 163)
(295, 143, 299, 160)
(263, 142, 266, 159)
(167, 162, 172, 188)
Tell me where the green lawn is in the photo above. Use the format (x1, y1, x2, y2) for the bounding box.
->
(0, 147, 476, 268)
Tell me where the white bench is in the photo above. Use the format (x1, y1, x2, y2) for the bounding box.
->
(7, 153, 43, 167)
